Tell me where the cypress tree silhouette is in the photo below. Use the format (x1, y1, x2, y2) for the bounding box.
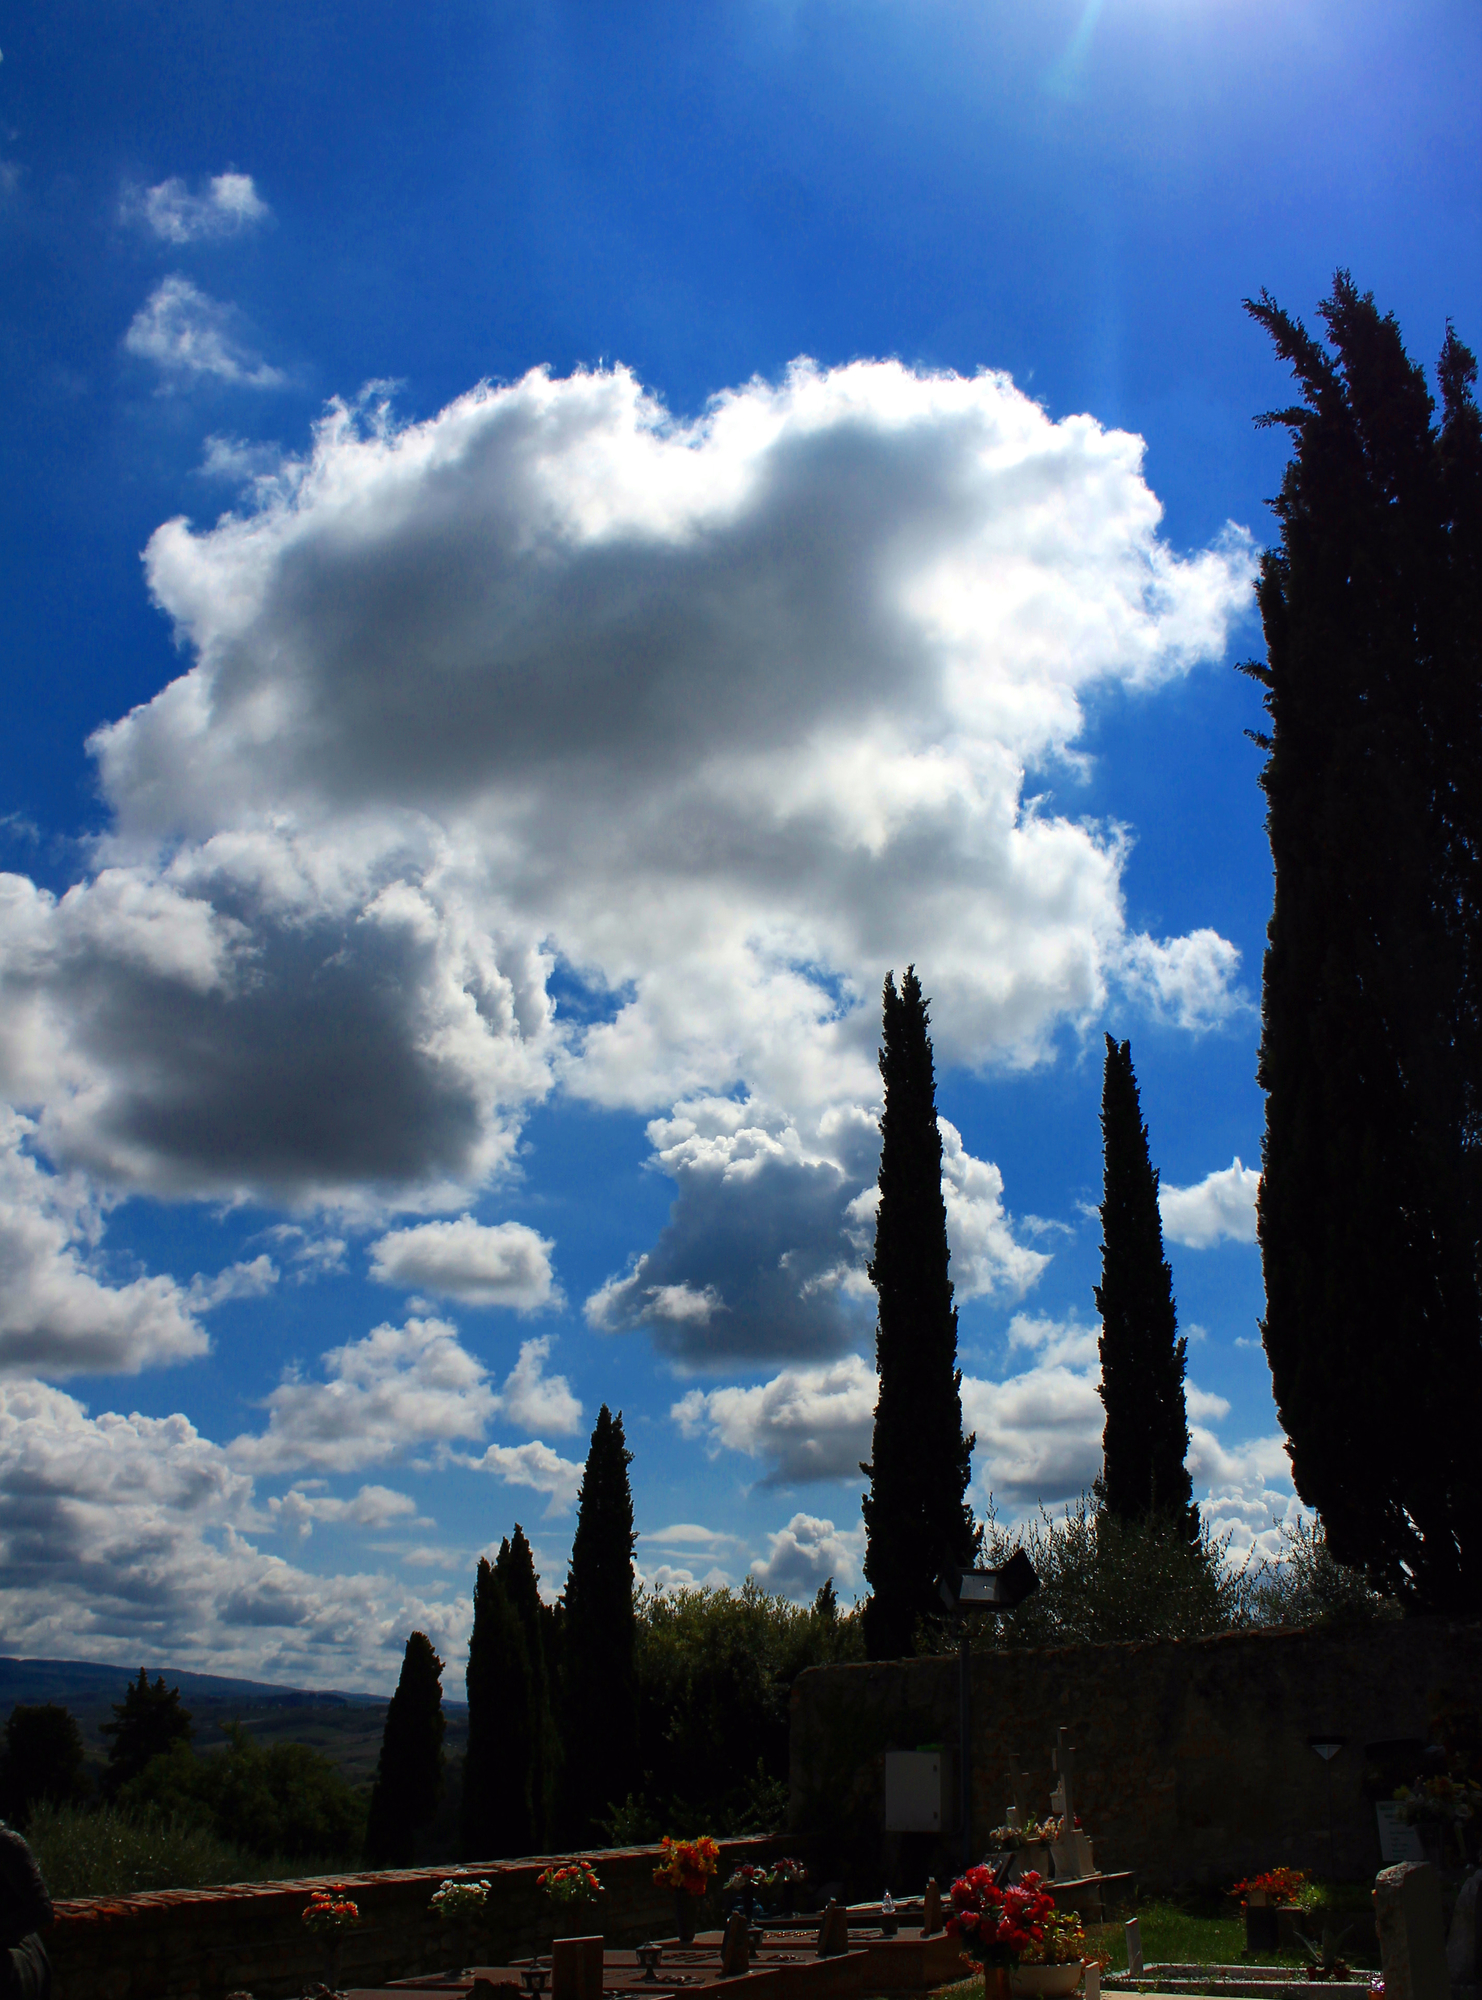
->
(101, 1670, 192, 1796)
(559, 1406, 637, 1842)
(861, 967, 977, 1661)
(1244, 274, 1482, 1609)
(1094, 1035, 1195, 1535)
(0, 1705, 88, 1823)
(365, 1631, 446, 1867)
(497, 1524, 559, 1849)
(460, 1558, 533, 1859)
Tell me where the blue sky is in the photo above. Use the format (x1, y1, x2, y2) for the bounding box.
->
(0, 0, 1477, 1690)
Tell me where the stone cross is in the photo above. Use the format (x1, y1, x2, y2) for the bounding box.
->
(1006, 1749, 1031, 1824)
(1052, 1725, 1077, 1830)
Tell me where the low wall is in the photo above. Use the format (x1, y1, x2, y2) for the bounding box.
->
(788, 1616, 1481, 1896)
(49, 1835, 802, 2000)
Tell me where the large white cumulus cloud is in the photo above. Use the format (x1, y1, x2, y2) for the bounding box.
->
(0, 356, 1253, 1342)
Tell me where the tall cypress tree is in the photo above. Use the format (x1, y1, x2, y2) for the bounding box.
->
(460, 1557, 534, 1859)
(559, 1406, 638, 1843)
(1244, 275, 1482, 1611)
(1094, 1035, 1195, 1535)
(860, 967, 977, 1661)
(365, 1631, 446, 1867)
(497, 1524, 559, 1851)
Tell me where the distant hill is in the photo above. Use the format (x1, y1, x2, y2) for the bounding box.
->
(0, 1657, 469, 1801)
(0, 1656, 383, 1712)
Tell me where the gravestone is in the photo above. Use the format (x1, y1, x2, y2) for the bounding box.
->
(1007, 1750, 1032, 1827)
(721, 1910, 751, 1976)
(1374, 1862, 1450, 2000)
(1448, 1868, 1480, 1990)
(552, 1935, 604, 2000)
(1125, 1918, 1144, 1977)
(923, 1879, 942, 1936)
(816, 1901, 849, 1958)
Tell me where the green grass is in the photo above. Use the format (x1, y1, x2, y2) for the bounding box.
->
(930, 1885, 1381, 1998)
(27, 1800, 355, 1899)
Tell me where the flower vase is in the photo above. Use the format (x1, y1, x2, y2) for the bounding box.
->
(1008, 1962, 1085, 1999)
(445, 1920, 469, 1976)
(675, 1892, 698, 1944)
(982, 1971, 1012, 2000)
(321, 1937, 344, 1994)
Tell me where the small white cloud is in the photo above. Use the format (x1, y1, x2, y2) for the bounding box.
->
(1160, 1156, 1261, 1248)
(0, 1107, 208, 1378)
(230, 1316, 497, 1474)
(268, 1482, 419, 1539)
(369, 1215, 559, 1310)
(939, 1118, 1052, 1301)
(128, 172, 270, 243)
(1185, 1381, 1231, 1422)
(1118, 929, 1248, 1031)
(187, 1255, 278, 1310)
(124, 276, 283, 390)
(644, 1522, 737, 1549)
(495, 1335, 581, 1436)
(467, 1439, 583, 1516)
(750, 1512, 864, 1598)
(640, 1561, 733, 1595)
(673, 1354, 878, 1484)
(1187, 1426, 1299, 1559)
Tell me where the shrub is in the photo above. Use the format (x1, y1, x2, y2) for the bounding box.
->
(25, 1799, 349, 1899)
(119, 1724, 365, 1862)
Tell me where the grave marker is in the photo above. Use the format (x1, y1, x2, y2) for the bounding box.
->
(1374, 1862, 1449, 2000)
(1125, 1918, 1144, 1978)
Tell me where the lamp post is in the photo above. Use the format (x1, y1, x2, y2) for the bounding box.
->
(1307, 1736, 1346, 1879)
(937, 1550, 1040, 1874)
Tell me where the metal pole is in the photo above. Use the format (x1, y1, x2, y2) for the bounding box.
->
(1326, 1760, 1336, 1879)
(959, 1627, 972, 1874)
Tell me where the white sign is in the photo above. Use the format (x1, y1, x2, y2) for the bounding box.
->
(1374, 1802, 1425, 1865)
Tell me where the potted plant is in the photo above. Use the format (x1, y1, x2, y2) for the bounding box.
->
(1294, 1924, 1355, 1981)
(302, 1885, 361, 1996)
(653, 1836, 720, 1943)
(538, 1861, 606, 1940)
(1231, 1869, 1308, 1955)
(431, 1872, 492, 1975)
(946, 1865, 1082, 2000)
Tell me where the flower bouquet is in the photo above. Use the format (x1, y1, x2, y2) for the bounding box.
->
(987, 1822, 1056, 1852)
(302, 1887, 360, 1994)
(947, 1866, 1079, 1996)
(1230, 1868, 1307, 1955)
(431, 1874, 491, 1977)
(431, 1874, 492, 1920)
(725, 1863, 768, 1921)
(1395, 1775, 1480, 1864)
(654, 1836, 720, 1942)
(539, 1862, 606, 1912)
(1230, 1868, 1308, 1907)
(762, 1856, 809, 1915)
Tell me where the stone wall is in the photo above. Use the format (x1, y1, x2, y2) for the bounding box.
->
(48, 1835, 802, 2000)
(788, 1617, 1481, 1896)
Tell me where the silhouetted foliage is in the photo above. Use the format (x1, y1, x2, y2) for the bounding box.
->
(1095, 1036, 1196, 1536)
(497, 1524, 560, 1847)
(560, 1406, 638, 1843)
(862, 967, 978, 1660)
(461, 1555, 534, 1859)
(120, 1724, 364, 1861)
(602, 1580, 864, 1841)
(101, 1670, 192, 1797)
(365, 1631, 446, 1867)
(0, 1705, 88, 1825)
(1244, 273, 1482, 1610)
